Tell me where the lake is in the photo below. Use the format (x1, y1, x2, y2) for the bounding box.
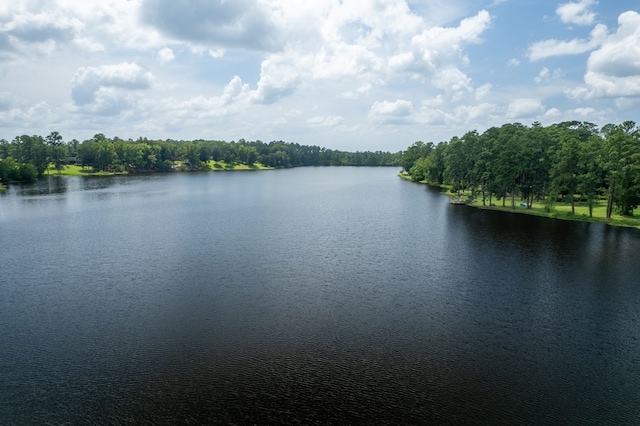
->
(1, 167, 640, 424)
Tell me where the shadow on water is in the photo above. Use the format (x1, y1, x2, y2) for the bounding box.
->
(1, 169, 640, 424)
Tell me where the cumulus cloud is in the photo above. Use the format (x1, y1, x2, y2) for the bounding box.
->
(251, 56, 301, 104)
(0, 101, 51, 126)
(158, 47, 175, 63)
(475, 83, 492, 100)
(568, 11, 640, 99)
(369, 99, 414, 124)
(157, 76, 251, 122)
(556, 0, 598, 26)
(528, 23, 607, 61)
(404, 10, 491, 75)
(243, 6, 492, 108)
(71, 62, 154, 115)
(544, 108, 561, 120)
(2, 11, 81, 44)
(0, 0, 164, 59)
(506, 98, 545, 119)
(140, 0, 279, 51)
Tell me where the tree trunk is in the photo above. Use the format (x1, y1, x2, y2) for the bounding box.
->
(606, 183, 615, 219)
(570, 194, 575, 215)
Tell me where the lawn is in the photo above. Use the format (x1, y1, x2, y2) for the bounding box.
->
(46, 162, 273, 176)
(468, 194, 640, 229)
(399, 173, 640, 229)
(46, 164, 125, 176)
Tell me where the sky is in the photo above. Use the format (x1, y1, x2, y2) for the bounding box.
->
(0, 0, 639, 152)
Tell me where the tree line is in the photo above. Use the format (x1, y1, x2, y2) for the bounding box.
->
(401, 121, 640, 218)
(0, 133, 401, 183)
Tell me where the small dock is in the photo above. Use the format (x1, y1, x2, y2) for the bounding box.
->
(450, 198, 466, 205)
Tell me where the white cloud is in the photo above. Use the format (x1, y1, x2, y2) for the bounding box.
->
(535, 67, 550, 83)
(475, 83, 492, 100)
(369, 99, 414, 124)
(568, 11, 640, 99)
(71, 62, 154, 115)
(158, 47, 175, 64)
(140, 0, 280, 51)
(307, 115, 345, 127)
(0, 101, 51, 126)
(544, 108, 561, 120)
(534, 67, 562, 83)
(556, 0, 598, 26)
(506, 98, 545, 119)
(574, 107, 596, 116)
(251, 56, 301, 104)
(528, 23, 607, 61)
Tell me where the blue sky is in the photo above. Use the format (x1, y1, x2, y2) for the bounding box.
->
(0, 0, 639, 151)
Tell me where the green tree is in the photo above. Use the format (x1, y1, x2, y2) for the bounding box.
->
(550, 136, 581, 214)
(601, 122, 640, 217)
(45, 131, 64, 174)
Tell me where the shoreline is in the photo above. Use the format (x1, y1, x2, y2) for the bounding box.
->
(45, 161, 273, 177)
(398, 173, 640, 230)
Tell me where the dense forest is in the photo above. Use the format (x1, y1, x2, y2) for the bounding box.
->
(0, 133, 401, 184)
(401, 121, 640, 218)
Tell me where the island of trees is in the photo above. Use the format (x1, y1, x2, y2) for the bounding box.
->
(401, 121, 640, 222)
(0, 133, 401, 185)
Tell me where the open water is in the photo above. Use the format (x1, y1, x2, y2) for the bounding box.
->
(1, 167, 640, 424)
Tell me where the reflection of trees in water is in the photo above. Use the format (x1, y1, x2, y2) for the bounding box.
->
(16, 175, 68, 196)
(443, 202, 640, 287)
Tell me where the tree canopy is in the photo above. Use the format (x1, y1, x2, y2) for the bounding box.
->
(401, 121, 640, 217)
(0, 134, 402, 183)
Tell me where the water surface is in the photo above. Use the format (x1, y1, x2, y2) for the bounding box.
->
(1, 168, 639, 424)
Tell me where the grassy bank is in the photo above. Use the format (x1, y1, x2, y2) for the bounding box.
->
(207, 161, 272, 171)
(46, 161, 273, 176)
(399, 172, 640, 229)
(46, 165, 125, 176)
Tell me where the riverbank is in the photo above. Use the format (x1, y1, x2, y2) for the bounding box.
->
(399, 172, 640, 229)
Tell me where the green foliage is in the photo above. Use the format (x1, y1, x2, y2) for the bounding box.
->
(0, 134, 402, 181)
(403, 120, 640, 217)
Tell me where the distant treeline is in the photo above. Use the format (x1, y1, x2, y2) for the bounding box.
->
(401, 121, 640, 218)
(0, 133, 401, 183)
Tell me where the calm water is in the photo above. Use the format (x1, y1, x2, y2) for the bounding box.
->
(1, 167, 640, 424)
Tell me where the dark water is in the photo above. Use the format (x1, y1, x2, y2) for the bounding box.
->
(1, 167, 640, 424)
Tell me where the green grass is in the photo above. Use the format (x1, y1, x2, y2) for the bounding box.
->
(467, 193, 640, 229)
(46, 164, 126, 176)
(0, 183, 6, 191)
(399, 174, 640, 229)
(206, 161, 272, 171)
(46, 162, 273, 176)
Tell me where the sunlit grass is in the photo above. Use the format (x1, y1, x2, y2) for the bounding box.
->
(46, 162, 273, 176)
(401, 175, 640, 229)
(206, 161, 272, 170)
(468, 194, 640, 229)
(46, 164, 126, 176)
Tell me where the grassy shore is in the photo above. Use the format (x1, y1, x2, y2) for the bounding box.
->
(46, 161, 272, 176)
(46, 165, 125, 176)
(399, 172, 640, 229)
